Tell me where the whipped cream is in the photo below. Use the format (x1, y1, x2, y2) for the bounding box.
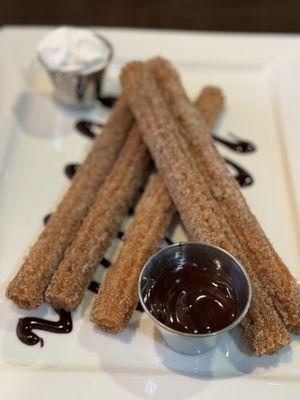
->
(37, 27, 111, 75)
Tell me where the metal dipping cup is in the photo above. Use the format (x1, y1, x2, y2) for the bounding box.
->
(138, 242, 252, 355)
(39, 33, 113, 109)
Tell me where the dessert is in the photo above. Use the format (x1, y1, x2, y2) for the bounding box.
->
(6, 97, 133, 309)
(149, 58, 300, 333)
(90, 85, 224, 334)
(45, 126, 150, 311)
(121, 60, 290, 355)
(90, 173, 174, 332)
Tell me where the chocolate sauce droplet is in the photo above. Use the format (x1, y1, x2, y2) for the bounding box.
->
(213, 132, 256, 153)
(136, 301, 144, 312)
(88, 280, 100, 294)
(43, 213, 52, 225)
(164, 237, 174, 246)
(75, 120, 103, 139)
(99, 96, 118, 108)
(117, 231, 124, 240)
(128, 207, 134, 216)
(17, 309, 72, 347)
(65, 163, 81, 180)
(101, 258, 111, 268)
(225, 158, 254, 187)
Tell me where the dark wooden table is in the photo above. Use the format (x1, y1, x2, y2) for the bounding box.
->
(1, 0, 300, 32)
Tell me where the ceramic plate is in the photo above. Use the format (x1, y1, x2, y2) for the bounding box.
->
(0, 27, 300, 399)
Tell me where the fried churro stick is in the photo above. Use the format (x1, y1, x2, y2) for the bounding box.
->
(121, 61, 289, 355)
(194, 86, 224, 130)
(45, 127, 150, 311)
(90, 86, 223, 333)
(150, 58, 300, 333)
(90, 173, 175, 332)
(6, 98, 133, 309)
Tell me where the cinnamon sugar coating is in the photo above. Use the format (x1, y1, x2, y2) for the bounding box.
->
(149, 57, 300, 333)
(90, 85, 224, 333)
(45, 127, 150, 311)
(6, 97, 133, 309)
(121, 61, 290, 355)
(90, 173, 174, 332)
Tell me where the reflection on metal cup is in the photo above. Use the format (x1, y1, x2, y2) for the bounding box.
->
(138, 242, 252, 355)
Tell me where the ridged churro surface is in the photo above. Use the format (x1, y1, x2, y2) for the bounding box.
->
(149, 57, 300, 333)
(45, 127, 150, 311)
(90, 173, 174, 332)
(6, 97, 133, 309)
(121, 61, 290, 355)
(90, 85, 224, 333)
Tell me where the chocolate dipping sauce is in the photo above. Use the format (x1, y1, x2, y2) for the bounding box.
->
(144, 263, 238, 334)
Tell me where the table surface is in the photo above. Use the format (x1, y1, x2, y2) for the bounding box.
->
(1, 0, 300, 33)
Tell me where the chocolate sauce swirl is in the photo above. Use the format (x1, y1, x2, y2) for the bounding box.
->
(17, 309, 72, 347)
(225, 158, 254, 187)
(212, 132, 256, 153)
(144, 263, 238, 334)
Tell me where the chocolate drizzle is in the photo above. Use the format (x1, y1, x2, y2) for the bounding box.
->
(212, 132, 256, 153)
(99, 96, 118, 108)
(101, 257, 111, 268)
(75, 120, 103, 139)
(17, 309, 72, 347)
(28, 120, 255, 347)
(65, 163, 81, 180)
(225, 158, 254, 187)
(88, 280, 100, 294)
(43, 213, 52, 225)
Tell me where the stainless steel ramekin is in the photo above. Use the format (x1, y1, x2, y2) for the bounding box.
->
(38, 33, 113, 109)
(138, 242, 252, 355)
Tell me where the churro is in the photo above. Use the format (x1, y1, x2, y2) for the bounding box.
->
(121, 61, 290, 355)
(45, 126, 150, 311)
(90, 173, 175, 332)
(194, 86, 224, 130)
(149, 57, 300, 333)
(90, 86, 224, 333)
(6, 97, 133, 309)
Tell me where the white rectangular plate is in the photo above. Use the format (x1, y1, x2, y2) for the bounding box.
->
(0, 27, 300, 399)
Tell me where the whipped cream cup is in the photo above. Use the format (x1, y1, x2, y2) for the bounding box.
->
(37, 27, 113, 108)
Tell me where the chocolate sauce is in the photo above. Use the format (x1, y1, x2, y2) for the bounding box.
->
(17, 309, 72, 347)
(144, 263, 238, 334)
(101, 257, 111, 268)
(117, 231, 124, 240)
(164, 237, 174, 246)
(88, 280, 100, 294)
(65, 163, 81, 180)
(43, 213, 52, 225)
(87, 280, 144, 312)
(212, 132, 256, 153)
(128, 207, 134, 216)
(99, 96, 118, 108)
(225, 158, 254, 187)
(75, 120, 103, 139)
